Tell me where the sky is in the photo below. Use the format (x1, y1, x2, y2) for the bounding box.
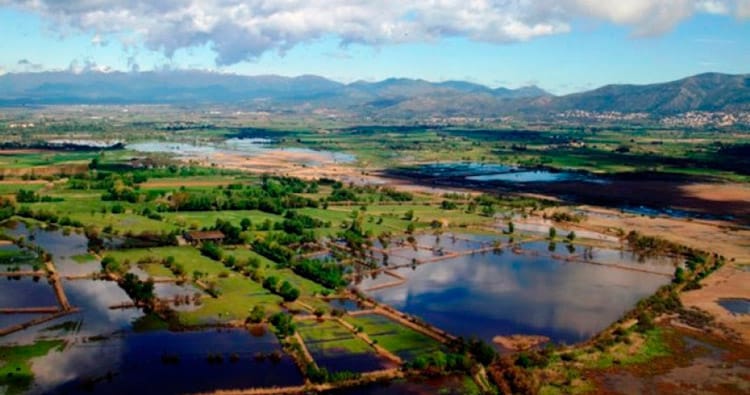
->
(0, 0, 748, 94)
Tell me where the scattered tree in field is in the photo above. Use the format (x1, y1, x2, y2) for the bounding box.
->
(247, 305, 266, 324)
(481, 204, 496, 218)
(548, 227, 557, 240)
(278, 280, 300, 302)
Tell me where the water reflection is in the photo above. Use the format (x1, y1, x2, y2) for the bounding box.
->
(31, 329, 303, 395)
(0, 277, 58, 308)
(127, 139, 355, 165)
(359, 249, 670, 344)
(3, 221, 99, 277)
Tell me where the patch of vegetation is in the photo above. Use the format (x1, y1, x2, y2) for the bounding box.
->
(0, 340, 64, 395)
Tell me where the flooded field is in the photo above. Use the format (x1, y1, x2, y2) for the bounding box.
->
(127, 139, 355, 166)
(392, 162, 604, 184)
(29, 329, 303, 395)
(357, 235, 674, 345)
(0, 278, 58, 308)
(0, 218, 306, 394)
(2, 221, 98, 277)
(297, 320, 394, 374)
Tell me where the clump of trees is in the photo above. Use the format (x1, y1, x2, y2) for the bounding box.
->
(290, 258, 345, 289)
(120, 273, 155, 307)
(269, 312, 295, 338)
(262, 275, 300, 302)
(15, 189, 63, 203)
(200, 242, 223, 261)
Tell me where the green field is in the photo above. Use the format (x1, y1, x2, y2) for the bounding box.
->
(344, 314, 442, 360)
(297, 319, 373, 355)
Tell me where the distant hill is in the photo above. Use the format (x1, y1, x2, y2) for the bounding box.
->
(0, 70, 748, 116)
(545, 73, 750, 114)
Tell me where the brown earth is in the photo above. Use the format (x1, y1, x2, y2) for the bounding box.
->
(531, 179, 750, 224)
(493, 335, 551, 351)
(589, 326, 750, 395)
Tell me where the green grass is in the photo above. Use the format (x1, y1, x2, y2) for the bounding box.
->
(0, 183, 45, 195)
(297, 320, 373, 355)
(344, 314, 441, 360)
(71, 253, 96, 263)
(178, 276, 283, 325)
(0, 151, 97, 168)
(0, 340, 64, 395)
(300, 207, 416, 236)
(0, 247, 38, 265)
(226, 248, 330, 296)
(161, 210, 282, 229)
(139, 263, 175, 277)
(106, 246, 223, 276)
(583, 329, 671, 369)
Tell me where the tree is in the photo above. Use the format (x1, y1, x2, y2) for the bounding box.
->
(673, 267, 687, 284)
(403, 209, 414, 221)
(263, 276, 279, 291)
(481, 204, 496, 218)
(240, 218, 252, 231)
(278, 280, 300, 302)
(269, 312, 295, 338)
(566, 231, 576, 241)
(406, 222, 416, 234)
(507, 221, 514, 234)
(548, 227, 557, 240)
(200, 242, 223, 261)
(247, 305, 265, 323)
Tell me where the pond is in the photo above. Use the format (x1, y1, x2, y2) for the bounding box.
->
(356, 243, 671, 345)
(29, 329, 304, 395)
(717, 298, 750, 315)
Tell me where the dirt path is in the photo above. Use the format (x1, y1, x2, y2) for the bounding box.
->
(195, 368, 404, 395)
(0, 308, 80, 337)
(292, 332, 317, 368)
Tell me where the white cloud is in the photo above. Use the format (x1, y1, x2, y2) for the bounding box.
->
(738, 0, 750, 17)
(90, 33, 108, 46)
(0, 0, 747, 65)
(697, 0, 730, 14)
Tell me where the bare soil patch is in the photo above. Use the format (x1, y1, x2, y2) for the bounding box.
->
(589, 326, 750, 395)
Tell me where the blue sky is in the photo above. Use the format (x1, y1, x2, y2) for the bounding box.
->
(0, 1, 748, 94)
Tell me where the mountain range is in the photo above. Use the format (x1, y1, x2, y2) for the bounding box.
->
(0, 71, 748, 117)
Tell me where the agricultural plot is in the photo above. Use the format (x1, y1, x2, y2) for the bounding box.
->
(179, 276, 283, 325)
(296, 319, 392, 373)
(344, 314, 442, 361)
